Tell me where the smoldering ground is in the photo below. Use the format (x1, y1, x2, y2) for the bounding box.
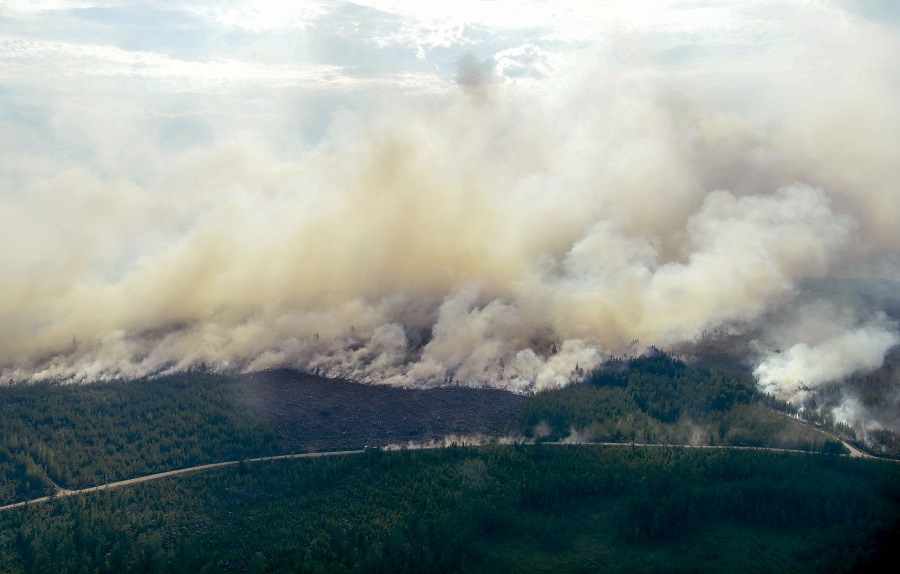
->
(1, 1, 899, 434)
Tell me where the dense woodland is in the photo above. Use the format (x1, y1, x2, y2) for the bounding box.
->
(0, 445, 897, 573)
(517, 352, 844, 453)
(816, 346, 900, 456)
(0, 353, 867, 507)
(674, 330, 900, 457)
(1, 353, 898, 571)
(0, 375, 279, 504)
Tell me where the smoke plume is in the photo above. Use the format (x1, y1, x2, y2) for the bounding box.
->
(1, 1, 899, 431)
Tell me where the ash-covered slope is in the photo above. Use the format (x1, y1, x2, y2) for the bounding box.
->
(241, 369, 525, 452)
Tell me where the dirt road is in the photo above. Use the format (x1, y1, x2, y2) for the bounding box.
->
(0, 438, 888, 512)
(0, 450, 363, 512)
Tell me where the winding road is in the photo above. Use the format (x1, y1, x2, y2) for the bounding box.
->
(0, 432, 878, 512)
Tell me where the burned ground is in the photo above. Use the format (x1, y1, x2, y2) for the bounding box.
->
(240, 369, 525, 452)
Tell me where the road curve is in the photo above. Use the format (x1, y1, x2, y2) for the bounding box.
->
(771, 411, 875, 459)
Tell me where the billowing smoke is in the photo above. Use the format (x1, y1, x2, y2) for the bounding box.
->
(754, 304, 899, 404)
(752, 293, 900, 432)
(1, 1, 899, 430)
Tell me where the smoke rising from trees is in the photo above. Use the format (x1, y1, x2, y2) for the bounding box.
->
(1, 1, 899, 432)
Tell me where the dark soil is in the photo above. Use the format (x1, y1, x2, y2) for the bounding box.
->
(239, 369, 525, 453)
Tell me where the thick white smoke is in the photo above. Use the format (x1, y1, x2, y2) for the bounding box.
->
(1, 1, 899, 430)
(0, 128, 867, 391)
(753, 299, 900, 429)
(755, 315, 899, 404)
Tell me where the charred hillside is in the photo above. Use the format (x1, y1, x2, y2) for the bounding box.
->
(0, 371, 524, 506)
(240, 369, 524, 452)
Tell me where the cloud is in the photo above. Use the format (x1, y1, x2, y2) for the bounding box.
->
(840, 0, 900, 26)
(0, 37, 351, 88)
(494, 44, 556, 80)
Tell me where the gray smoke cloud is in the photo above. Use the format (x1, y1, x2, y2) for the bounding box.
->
(1, 1, 898, 430)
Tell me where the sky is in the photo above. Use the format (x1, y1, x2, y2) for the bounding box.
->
(2, 1, 900, 430)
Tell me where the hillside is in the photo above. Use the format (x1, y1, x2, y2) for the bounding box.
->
(2, 354, 873, 508)
(2, 358, 897, 572)
(0, 371, 523, 506)
(242, 369, 524, 452)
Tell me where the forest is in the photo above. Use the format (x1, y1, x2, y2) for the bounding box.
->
(0, 374, 279, 505)
(1, 353, 898, 572)
(517, 352, 846, 453)
(1, 445, 898, 573)
(0, 352, 867, 508)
